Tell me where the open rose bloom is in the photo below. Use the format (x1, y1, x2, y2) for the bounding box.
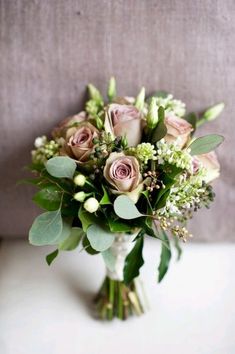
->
(28, 79, 224, 321)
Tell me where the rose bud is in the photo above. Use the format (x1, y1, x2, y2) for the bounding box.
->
(104, 104, 143, 147)
(74, 174, 86, 187)
(61, 122, 99, 162)
(195, 151, 220, 183)
(52, 111, 87, 138)
(84, 197, 99, 213)
(103, 152, 143, 203)
(164, 114, 193, 148)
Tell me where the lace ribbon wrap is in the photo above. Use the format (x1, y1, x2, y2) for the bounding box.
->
(106, 232, 138, 281)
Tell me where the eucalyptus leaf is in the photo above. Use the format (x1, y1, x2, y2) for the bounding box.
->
(82, 236, 99, 255)
(114, 195, 143, 220)
(46, 249, 59, 266)
(87, 224, 115, 251)
(59, 227, 84, 251)
(32, 185, 62, 211)
(101, 249, 116, 272)
(123, 236, 144, 284)
(158, 231, 171, 282)
(46, 156, 76, 179)
(29, 210, 63, 246)
(189, 134, 224, 155)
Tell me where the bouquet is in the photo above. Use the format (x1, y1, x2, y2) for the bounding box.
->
(25, 78, 224, 320)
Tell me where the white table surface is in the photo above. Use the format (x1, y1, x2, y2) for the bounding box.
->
(0, 239, 234, 354)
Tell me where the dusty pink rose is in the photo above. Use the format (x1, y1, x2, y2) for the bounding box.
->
(52, 111, 87, 138)
(194, 151, 220, 183)
(104, 152, 142, 197)
(164, 114, 193, 148)
(104, 104, 143, 147)
(61, 122, 98, 162)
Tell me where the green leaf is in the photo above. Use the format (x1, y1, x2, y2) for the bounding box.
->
(100, 185, 112, 205)
(46, 156, 76, 179)
(59, 227, 84, 251)
(197, 102, 224, 127)
(32, 185, 62, 211)
(173, 236, 182, 261)
(101, 249, 116, 272)
(87, 224, 115, 252)
(29, 210, 71, 246)
(78, 207, 98, 232)
(29, 210, 63, 246)
(107, 76, 116, 102)
(17, 177, 44, 186)
(151, 120, 167, 143)
(124, 236, 144, 284)
(108, 218, 133, 233)
(82, 236, 99, 255)
(189, 134, 224, 155)
(158, 231, 171, 282)
(46, 249, 59, 266)
(114, 195, 143, 220)
(185, 112, 197, 132)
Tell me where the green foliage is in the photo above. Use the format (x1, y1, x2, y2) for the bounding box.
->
(59, 227, 84, 251)
(78, 207, 99, 232)
(107, 77, 116, 102)
(46, 156, 76, 179)
(123, 235, 144, 284)
(158, 231, 171, 282)
(32, 185, 62, 211)
(100, 185, 112, 205)
(87, 224, 115, 251)
(82, 236, 99, 255)
(173, 236, 182, 261)
(151, 120, 167, 143)
(114, 195, 143, 220)
(189, 134, 224, 155)
(29, 210, 71, 246)
(185, 112, 197, 132)
(46, 249, 59, 266)
(108, 218, 133, 233)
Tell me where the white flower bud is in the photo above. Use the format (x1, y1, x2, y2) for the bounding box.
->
(74, 191, 86, 202)
(74, 174, 86, 187)
(34, 136, 47, 148)
(84, 197, 99, 213)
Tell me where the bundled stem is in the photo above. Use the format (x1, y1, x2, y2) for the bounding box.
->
(94, 276, 145, 320)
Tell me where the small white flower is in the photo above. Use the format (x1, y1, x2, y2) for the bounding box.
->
(84, 197, 99, 213)
(74, 191, 86, 202)
(74, 174, 86, 187)
(34, 136, 47, 148)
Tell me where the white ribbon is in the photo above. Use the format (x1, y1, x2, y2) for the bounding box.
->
(106, 232, 138, 281)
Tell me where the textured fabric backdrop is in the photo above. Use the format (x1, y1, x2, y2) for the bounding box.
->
(0, 0, 234, 240)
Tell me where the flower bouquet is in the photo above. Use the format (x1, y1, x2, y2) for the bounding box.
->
(26, 78, 224, 320)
